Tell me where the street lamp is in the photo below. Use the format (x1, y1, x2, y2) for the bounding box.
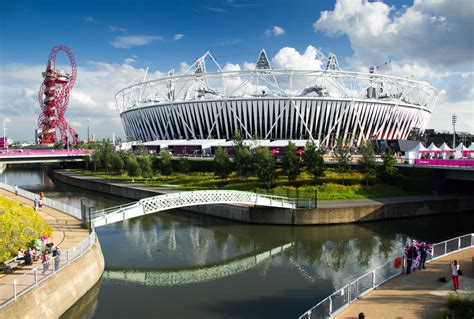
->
(452, 114, 457, 149)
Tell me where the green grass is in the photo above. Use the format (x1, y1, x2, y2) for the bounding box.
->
(437, 292, 474, 319)
(73, 168, 420, 200)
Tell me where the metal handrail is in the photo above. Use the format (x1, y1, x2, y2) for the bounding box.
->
(0, 182, 81, 220)
(299, 233, 474, 318)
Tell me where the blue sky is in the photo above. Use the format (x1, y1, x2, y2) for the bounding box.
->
(0, 0, 473, 141)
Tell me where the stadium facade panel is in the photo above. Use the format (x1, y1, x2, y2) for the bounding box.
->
(117, 50, 438, 147)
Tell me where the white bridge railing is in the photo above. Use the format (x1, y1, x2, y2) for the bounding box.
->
(299, 233, 474, 319)
(91, 190, 298, 228)
(0, 182, 81, 219)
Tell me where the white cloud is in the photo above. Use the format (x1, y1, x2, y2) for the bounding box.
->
(179, 62, 190, 74)
(314, 0, 474, 68)
(174, 33, 184, 41)
(123, 57, 136, 65)
(264, 25, 285, 36)
(272, 45, 323, 70)
(109, 35, 162, 49)
(242, 61, 256, 70)
(84, 17, 93, 22)
(108, 25, 127, 32)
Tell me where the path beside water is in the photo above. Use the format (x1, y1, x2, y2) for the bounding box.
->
(335, 247, 474, 319)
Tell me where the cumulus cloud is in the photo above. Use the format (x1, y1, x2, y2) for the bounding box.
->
(123, 57, 137, 65)
(109, 35, 162, 49)
(108, 25, 127, 32)
(314, 0, 474, 68)
(174, 33, 184, 40)
(272, 45, 323, 70)
(264, 25, 285, 36)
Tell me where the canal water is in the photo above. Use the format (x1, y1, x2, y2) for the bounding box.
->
(2, 167, 472, 319)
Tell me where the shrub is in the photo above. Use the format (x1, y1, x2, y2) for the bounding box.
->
(0, 197, 52, 263)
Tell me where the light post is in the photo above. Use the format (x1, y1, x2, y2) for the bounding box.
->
(452, 114, 457, 149)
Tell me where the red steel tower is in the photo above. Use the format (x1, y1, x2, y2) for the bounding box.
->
(38, 45, 79, 145)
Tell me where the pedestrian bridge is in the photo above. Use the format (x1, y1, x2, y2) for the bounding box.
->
(91, 190, 297, 227)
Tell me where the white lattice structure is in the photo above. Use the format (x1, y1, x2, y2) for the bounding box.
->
(91, 190, 295, 227)
(116, 50, 438, 147)
(103, 243, 293, 286)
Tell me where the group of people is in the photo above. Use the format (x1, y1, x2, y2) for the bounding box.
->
(33, 191, 45, 211)
(404, 239, 463, 292)
(16, 236, 61, 274)
(404, 240, 431, 274)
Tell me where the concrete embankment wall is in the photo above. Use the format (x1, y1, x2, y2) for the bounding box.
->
(51, 170, 474, 225)
(0, 238, 104, 319)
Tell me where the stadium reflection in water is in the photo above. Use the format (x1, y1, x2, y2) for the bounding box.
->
(1, 168, 472, 319)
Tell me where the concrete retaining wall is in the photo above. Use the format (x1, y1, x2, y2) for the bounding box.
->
(51, 170, 474, 225)
(0, 238, 105, 319)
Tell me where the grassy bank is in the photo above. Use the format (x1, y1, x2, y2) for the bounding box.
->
(0, 196, 52, 263)
(72, 169, 419, 200)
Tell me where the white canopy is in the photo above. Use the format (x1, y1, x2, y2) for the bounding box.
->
(408, 142, 429, 153)
(426, 143, 440, 152)
(455, 143, 470, 151)
(469, 144, 474, 151)
(439, 142, 454, 152)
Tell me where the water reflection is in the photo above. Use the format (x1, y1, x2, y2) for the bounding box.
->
(3, 167, 473, 319)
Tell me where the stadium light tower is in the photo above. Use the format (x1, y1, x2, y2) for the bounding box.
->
(452, 114, 457, 149)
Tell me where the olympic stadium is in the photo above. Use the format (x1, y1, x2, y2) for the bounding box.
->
(116, 49, 438, 148)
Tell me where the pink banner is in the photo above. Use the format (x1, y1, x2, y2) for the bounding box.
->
(415, 159, 474, 167)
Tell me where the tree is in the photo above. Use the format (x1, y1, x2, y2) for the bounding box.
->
(127, 154, 141, 181)
(214, 147, 232, 180)
(100, 139, 115, 172)
(91, 148, 102, 171)
(332, 138, 352, 185)
(111, 152, 124, 173)
(178, 158, 191, 174)
(303, 140, 325, 184)
(283, 141, 301, 184)
(233, 130, 254, 178)
(378, 147, 398, 184)
(138, 154, 154, 179)
(159, 150, 173, 175)
(358, 140, 377, 185)
(255, 147, 276, 189)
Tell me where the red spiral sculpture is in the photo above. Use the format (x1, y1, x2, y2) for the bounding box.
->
(38, 45, 79, 145)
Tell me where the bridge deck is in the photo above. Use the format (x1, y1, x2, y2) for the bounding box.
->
(334, 247, 474, 319)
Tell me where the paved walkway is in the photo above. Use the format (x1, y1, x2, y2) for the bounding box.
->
(335, 247, 474, 319)
(0, 188, 89, 286)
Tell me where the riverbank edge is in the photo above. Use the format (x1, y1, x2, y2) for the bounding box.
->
(0, 237, 104, 319)
(51, 169, 474, 225)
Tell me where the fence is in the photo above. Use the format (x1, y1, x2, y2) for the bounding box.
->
(0, 183, 95, 308)
(0, 182, 81, 219)
(0, 232, 96, 308)
(299, 233, 474, 319)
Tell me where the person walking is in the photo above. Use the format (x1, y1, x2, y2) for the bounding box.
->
(33, 198, 38, 211)
(14, 185, 18, 196)
(42, 251, 51, 275)
(52, 246, 61, 270)
(418, 242, 427, 270)
(451, 260, 460, 292)
(406, 244, 416, 274)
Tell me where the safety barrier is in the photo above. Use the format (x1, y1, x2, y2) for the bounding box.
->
(299, 233, 474, 319)
(0, 232, 95, 308)
(0, 182, 81, 220)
